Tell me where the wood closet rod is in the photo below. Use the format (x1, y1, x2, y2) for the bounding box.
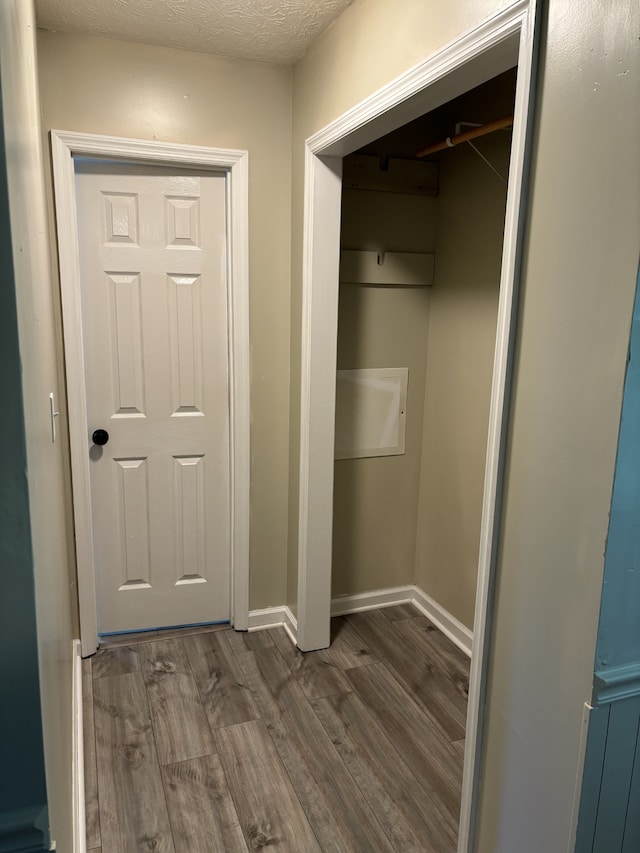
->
(416, 116, 514, 158)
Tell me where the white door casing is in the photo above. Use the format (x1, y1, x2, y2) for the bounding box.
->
(51, 132, 250, 655)
(76, 162, 230, 634)
(296, 3, 538, 852)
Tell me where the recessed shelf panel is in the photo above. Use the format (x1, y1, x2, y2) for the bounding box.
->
(339, 250, 434, 287)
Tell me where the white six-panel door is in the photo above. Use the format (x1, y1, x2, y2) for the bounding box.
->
(75, 160, 231, 634)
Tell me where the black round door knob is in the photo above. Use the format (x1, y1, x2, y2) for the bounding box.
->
(92, 429, 109, 446)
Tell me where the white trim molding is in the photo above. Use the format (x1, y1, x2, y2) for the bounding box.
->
(331, 585, 473, 658)
(296, 149, 343, 652)
(411, 587, 473, 658)
(307, 1, 528, 158)
(248, 606, 298, 646)
(295, 3, 538, 851)
(250, 588, 471, 656)
(72, 640, 86, 853)
(331, 585, 414, 617)
(50, 131, 250, 655)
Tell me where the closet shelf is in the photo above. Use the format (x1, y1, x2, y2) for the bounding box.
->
(343, 154, 438, 196)
(339, 249, 434, 287)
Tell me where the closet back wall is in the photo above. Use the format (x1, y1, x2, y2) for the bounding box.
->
(415, 131, 511, 630)
(37, 30, 292, 610)
(333, 188, 436, 597)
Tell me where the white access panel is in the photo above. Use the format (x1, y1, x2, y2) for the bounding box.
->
(334, 367, 408, 460)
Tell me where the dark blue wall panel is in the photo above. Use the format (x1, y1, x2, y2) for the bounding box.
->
(0, 78, 50, 853)
(622, 726, 640, 852)
(593, 697, 640, 852)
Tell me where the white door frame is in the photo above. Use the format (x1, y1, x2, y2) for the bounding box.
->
(51, 131, 250, 657)
(296, 2, 538, 850)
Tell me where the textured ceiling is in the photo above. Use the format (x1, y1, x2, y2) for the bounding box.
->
(35, 0, 356, 66)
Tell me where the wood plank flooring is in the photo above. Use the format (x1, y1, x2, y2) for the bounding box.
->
(84, 605, 469, 852)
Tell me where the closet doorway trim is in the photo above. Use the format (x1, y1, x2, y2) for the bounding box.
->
(296, 3, 539, 852)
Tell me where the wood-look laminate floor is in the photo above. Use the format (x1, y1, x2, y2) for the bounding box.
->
(83, 605, 469, 853)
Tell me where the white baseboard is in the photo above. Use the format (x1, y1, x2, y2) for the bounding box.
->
(331, 584, 473, 658)
(247, 587, 472, 657)
(248, 605, 298, 646)
(331, 585, 414, 616)
(72, 639, 86, 853)
(410, 585, 473, 657)
(281, 610, 298, 646)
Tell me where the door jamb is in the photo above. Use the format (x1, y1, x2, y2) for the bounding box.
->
(296, 2, 538, 851)
(51, 131, 250, 657)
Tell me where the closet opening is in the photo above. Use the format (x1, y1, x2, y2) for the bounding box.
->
(296, 10, 536, 853)
(331, 66, 517, 848)
(296, 9, 537, 849)
(334, 67, 517, 636)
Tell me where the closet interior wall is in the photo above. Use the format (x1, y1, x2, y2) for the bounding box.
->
(333, 189, 436, 597)
(414, 130, 511, 630)
(333, 71, 515, 631)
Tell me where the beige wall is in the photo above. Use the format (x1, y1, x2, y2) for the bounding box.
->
(37, 31, 292, 609)
(333, 189, 435, 596)
(1, 4, 75, 849)
(415, 134, 510, 629)
(476, 3, 639, 848)
(289, 1, 640, 851)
